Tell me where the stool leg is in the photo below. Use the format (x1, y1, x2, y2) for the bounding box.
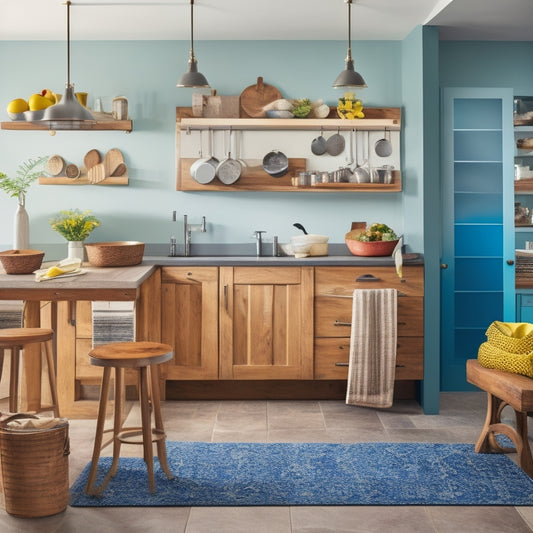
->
(149, 364, 173, 480)
(139, 366, 155, 493)
(515, 410, 533, 477)
(43, 339, 60, 417)
(109, 367, 125, 478)
(0, 348, 4, 384)
(85, 366, 112, 495)
(9, 347, 20, 413)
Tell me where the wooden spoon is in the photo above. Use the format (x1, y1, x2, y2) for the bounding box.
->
(83, 149, 101, 170)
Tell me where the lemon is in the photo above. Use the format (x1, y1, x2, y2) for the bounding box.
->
(28, 93, 54, 111)
(43, 258, 81, 278)
(7, 98, 29, 114)
(45, 266, 65, 278)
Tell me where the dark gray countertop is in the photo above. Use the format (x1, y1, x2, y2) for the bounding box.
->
(143, 254, 423, 267)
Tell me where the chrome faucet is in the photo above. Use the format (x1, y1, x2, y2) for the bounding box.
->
(253, 230, 266, 257)
(184, 215, 206, 256)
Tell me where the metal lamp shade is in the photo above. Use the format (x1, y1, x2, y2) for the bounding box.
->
(177, 56, 209, 88)
(41, 85, 94, 128)
(333, 58, 367, 89)
(333, 0, 367, 89)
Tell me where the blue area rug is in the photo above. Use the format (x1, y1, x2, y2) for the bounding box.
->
(69, 442, 533, 506)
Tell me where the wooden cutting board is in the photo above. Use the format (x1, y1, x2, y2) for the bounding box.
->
(103, 148, 124, 177)
(240, 77, 282, 118)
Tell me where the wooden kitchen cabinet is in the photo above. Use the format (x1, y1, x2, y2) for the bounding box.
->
(313, 265, 424, 381)
(161, 267, 219, 380)
(219, 266, 314, 380)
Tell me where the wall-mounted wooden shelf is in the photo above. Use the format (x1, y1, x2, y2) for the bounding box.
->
(515, 178, 533, 194)
(178, 158, 401, 192)
(178, 106, 401, 132)
(38, 168, 128, 186)
(1, 112, 132, 132)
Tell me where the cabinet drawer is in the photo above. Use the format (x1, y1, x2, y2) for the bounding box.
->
(315, 295, 423, 337)
(315, 266, 424, 297)
(314, 337, 424, 380)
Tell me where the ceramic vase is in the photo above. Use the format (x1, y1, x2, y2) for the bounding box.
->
(13, 193, 29, 250)
(68, 241, 85, 262)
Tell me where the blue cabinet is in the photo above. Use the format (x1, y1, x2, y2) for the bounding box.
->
(441, 88, 515, 390)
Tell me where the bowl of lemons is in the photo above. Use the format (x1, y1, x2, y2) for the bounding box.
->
(7, 90, 58, 121)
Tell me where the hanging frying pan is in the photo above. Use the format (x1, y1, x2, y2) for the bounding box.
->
(311, 128, 327, 155)
(375, 128, 393, 157)
(216, 130, 242, 185)
(326, 129, 345, 156)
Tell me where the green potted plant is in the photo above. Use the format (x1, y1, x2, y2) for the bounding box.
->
(0, 156, 47, 249)
(49, 209, 100, 261)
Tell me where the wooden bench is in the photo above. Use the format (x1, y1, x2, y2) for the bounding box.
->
(466, 359, 533, 477)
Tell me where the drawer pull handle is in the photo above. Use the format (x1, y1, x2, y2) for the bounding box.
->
(356, 274, 381, 282)
(224, 284, 228, 312)
(334, 320, 351, 327)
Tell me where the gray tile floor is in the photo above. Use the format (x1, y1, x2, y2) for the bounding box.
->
(1, 392, 532, 532)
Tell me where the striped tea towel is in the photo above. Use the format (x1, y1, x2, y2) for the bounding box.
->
(346, 288, 398, 408)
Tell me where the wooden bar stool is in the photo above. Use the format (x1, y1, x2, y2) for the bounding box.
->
(0, 328, 60, 417)
(84, 341, 174, 496)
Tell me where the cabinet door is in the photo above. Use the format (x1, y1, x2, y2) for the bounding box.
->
(441, 88, 515, 390)
(219, 267, 314, 380)
(161, 267, 219, 380)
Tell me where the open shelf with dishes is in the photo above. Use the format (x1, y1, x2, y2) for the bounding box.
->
(176, 106, 402, 192)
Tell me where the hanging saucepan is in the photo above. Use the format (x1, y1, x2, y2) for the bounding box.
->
(375, 128, 393, 157)
(263, 149, 289, 178)
(216, 130, 242, 185)
(311, 128, 327, 156)
(326, 128, 345, 156)
(190, 130, 216, 184)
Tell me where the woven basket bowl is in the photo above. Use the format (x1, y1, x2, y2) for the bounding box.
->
(0, 249, 45, 274)
(345, 238, 399, 257)
(85, 241, 145, 267)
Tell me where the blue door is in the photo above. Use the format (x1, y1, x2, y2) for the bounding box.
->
(441, 88, 515, 390)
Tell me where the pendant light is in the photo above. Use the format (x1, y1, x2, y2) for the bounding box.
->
(41, 0, 95, 129)
(333, 0, 367, 89)
(177, 0, 210, 88)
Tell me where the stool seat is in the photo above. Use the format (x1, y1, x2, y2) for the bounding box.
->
(89, 341, 173, 368)
(85, 341, 174, 496)
(0, 328, 54, 346)
(0, 328, 59, 417)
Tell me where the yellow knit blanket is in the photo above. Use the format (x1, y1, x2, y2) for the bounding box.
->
(477, 321, 533, 378)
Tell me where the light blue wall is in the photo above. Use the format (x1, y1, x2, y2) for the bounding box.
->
(0, 39, 410, 257)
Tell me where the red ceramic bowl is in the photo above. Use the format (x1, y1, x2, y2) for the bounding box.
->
(345, 238, 399, 257)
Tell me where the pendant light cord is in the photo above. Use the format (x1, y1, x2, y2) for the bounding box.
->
(189, 0, 195, 58)
(65, 0, 71, 85)
(346, 0, 352, 62)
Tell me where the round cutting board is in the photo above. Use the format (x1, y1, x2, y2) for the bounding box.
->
(240, 77, 282, 118)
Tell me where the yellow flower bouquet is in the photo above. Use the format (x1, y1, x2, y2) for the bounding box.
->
(49, 209, 100, 241)
(337, 92, 364, 120)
